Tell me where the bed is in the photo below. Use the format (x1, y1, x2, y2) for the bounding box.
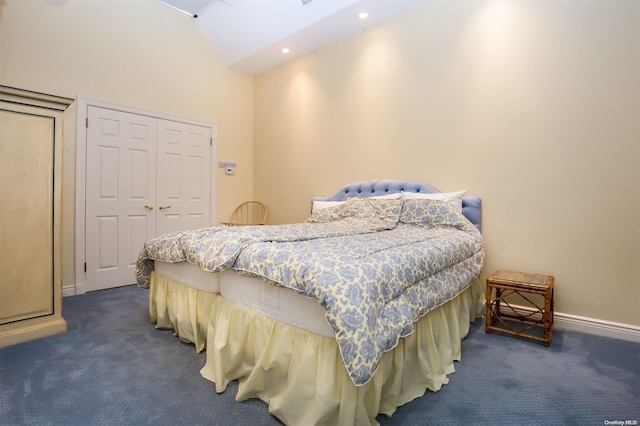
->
(135, 180, 485, 425)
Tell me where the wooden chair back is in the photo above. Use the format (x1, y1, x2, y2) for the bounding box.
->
(221, 201, 267, 226)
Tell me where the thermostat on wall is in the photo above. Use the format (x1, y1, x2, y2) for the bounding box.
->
(219, 161, 236, 175)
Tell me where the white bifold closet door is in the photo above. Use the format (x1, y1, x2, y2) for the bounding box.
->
(85, 106, 211, 291)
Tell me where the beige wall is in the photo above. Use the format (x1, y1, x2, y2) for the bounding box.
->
(0, 0, 255, 291)
(254, 1, 640, 326)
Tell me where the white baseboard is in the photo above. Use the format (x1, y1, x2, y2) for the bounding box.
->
(505, 303, 640, 343)
(554, 311, 640, 343)
(62, 285, 77, 298)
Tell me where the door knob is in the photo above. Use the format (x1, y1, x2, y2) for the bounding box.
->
(159, 205, 171, 210)
(144, 205, 154, 210)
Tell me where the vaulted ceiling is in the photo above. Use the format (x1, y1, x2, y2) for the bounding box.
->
(159, 0, 430, 74)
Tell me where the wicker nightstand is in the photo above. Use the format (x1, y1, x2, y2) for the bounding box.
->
(485, 270, 554, 347)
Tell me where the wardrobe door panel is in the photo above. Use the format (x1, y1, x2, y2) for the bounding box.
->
(0, 110, 55, 323)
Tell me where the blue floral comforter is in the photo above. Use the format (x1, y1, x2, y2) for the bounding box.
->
(135, 197, 484, 386)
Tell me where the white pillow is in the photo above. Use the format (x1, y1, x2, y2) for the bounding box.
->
(402, 190, 466, 211)
(370, 193, 402, 200)
(311, 200, 345, 213)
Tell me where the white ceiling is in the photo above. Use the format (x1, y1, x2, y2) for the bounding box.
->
(159, 0, 430, 75)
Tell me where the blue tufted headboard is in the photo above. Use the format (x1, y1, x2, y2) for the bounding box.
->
(312, 180, 481, 231)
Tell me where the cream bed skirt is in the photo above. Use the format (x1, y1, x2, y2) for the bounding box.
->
(149, 271, 484, 426)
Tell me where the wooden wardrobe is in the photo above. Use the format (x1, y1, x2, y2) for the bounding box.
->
(0, 86, 72, 347)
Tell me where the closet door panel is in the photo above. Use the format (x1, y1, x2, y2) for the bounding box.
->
(157, 120, 210, 235)
(85, 107, 156, 291)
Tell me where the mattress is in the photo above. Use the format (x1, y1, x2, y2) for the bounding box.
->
(155, 260, 220, 293)
(154, 261, 335, 337)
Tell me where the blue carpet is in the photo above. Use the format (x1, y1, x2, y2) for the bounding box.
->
(1, 285, 638, 425)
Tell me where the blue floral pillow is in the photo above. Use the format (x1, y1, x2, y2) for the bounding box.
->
(400, 198, 467, 229)
(307, 197, 402, 228)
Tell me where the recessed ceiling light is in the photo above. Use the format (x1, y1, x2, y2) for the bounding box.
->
(358, 12, 369, 19)
(281, 48, 290, 54)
